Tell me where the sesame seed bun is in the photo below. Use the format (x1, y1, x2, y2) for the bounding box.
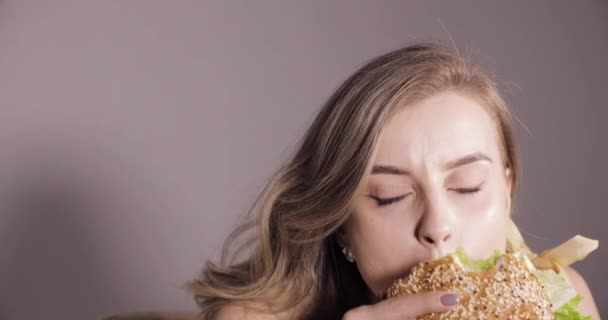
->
(387, 253, 555, 319)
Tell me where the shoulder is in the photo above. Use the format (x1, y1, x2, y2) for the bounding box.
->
(562, 266, 601, 319)
(214, 302, 278, 320)
(213, 287, 311, 320)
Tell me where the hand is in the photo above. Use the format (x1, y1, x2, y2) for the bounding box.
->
(342, 291, 458, 320)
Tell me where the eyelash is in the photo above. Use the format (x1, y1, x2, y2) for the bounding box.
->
(373, 187, 482, 207)
(455, 187, 481, 194)
(373, 195, 407, 207)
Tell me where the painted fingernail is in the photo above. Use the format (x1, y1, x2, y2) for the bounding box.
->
(440, 294, 459, 306)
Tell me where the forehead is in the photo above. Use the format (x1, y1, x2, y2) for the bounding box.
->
(374, 91, 500, 167)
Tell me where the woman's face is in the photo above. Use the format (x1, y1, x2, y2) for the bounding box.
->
(340, 90, 513, 297)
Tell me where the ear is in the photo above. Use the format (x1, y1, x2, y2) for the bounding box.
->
(504, 166, 513, 215)
(335, 226, 350, 249)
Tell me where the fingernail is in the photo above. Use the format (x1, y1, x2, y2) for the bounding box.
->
(440, 294, 459, 306)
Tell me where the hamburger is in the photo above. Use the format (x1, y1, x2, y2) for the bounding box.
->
(387, 231, 598, 320)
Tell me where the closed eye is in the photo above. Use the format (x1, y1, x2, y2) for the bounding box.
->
(371, 194, 409, 207)
(450, 181, 485, 195)
(452, 187, 481, 194)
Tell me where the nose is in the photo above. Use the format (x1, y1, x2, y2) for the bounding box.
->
(419, 225, 452, 246)
(416, 191, 454, 251)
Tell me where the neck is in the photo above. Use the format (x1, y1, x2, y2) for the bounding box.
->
(367, 288, 384, 304)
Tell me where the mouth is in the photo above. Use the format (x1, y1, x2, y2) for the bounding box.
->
(431, 246, 446, 259)
(389, 248, 453, 286)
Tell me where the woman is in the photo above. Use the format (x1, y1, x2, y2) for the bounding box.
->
(186, 41, 600, 319)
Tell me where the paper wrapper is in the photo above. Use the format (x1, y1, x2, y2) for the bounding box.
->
(506, 218, 599, 273)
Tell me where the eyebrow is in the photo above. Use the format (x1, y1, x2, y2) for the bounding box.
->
(371, 164, 410, 175)
(371, 152, 493, 176)
(443, 152, 493, 170)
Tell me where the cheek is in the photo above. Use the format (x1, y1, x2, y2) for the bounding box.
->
(347, 208, 407, 261)
(458, 183, 509, 259)
(345, 206, 425, 294)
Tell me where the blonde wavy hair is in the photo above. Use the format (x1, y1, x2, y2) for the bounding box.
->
(185, 40, 520, 319)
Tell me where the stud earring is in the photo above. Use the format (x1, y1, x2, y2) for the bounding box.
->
(342, 247, 355, 262)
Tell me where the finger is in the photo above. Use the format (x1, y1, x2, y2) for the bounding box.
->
(370, 291, 459, 320)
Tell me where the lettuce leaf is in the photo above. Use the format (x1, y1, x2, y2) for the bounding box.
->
(450, 248, 591, 319)
(531, 268, 577, 310)
(555, 295, 592, 320)
(452, 247, 503, 271)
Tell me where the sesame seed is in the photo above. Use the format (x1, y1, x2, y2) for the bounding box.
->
(386, 254, 555, 319)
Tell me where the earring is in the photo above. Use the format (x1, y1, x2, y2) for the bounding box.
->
(342, 247, 355, 262)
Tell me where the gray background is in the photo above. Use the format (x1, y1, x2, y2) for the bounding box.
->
(0, 1, 606, 319)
